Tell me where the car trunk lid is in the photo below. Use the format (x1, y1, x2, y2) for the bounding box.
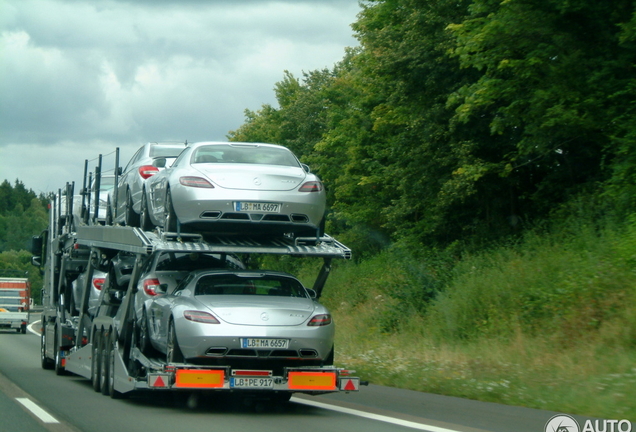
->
(195, 296, 315, 326)
(193, 165, 306, 191)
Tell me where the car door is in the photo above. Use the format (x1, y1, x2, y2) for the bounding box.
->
(116, 146, 143, 218)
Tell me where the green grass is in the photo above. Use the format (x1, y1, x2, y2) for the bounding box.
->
(315, 214, 636, 420)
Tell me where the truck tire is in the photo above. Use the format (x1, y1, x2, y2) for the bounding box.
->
(41, 332, 54, 370)
(166, 319, 184, 363)
(54, 328, 65, 376)
(100, 330, 111, 396)
(107, 332, 124, 399)
(91, 331, 102, 392)
(21, 324, 27, 334)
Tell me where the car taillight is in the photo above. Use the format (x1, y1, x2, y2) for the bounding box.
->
(143, 278, 161, 296)
(179, 176, 214, 188)
(307, 314, 332, 326)
(298, 181, 323, 192)
(139, 165, 160, 179)
(184, 310, 220, 324)
(93, 278, 105, 291)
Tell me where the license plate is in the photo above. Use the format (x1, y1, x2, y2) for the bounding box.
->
(241, 338, 289, 349)
(231, 377, 274, 389)
(234, 202, 281, 213)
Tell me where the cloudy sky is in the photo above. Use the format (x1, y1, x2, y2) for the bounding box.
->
(0, 0, 361, 194)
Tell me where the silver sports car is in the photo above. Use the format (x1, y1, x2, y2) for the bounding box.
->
(143, 142, 326, 237)
(144, 270, 335, 369)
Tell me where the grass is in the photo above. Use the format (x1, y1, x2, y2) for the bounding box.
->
(312, 213, 636, 420)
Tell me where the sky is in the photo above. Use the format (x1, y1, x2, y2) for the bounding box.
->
(0, 0, 361, 194)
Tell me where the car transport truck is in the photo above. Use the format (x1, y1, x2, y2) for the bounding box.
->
(30, 181, 361, 402)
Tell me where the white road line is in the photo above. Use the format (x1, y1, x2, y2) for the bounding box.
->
(15, 398, 60, 424)
(291, 397, 462, 432)
(28, 319, 41, 335)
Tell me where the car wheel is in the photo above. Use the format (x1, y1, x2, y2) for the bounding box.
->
(323, 345, 334, 366)
(124, 190, 140, 227)
(139, 189, 153, 231)
(164, 189, 178, 233)
(41, 332, 54, 370)
(166, 319, 184, 364)
(107, 331, 123, 399)
(91, 330, 102, 392)
(137, 309, 150, 354)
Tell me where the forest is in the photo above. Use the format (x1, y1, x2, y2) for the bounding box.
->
(2, 0, 635, 418)
(227, 0, 636, 418)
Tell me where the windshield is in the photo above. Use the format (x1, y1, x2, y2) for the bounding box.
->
(195, 274, 307, 298)
(155, 252, 242, 271)
(150, 145, 185, 158)
(191, 144, 300, 167)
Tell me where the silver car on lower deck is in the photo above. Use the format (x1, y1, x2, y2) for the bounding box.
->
(143, 142, 326, 237)
(145, 270, 335, 369)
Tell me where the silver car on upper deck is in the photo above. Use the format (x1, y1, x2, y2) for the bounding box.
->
(110, 142, 186, 228)
(142, 142, 326, 237)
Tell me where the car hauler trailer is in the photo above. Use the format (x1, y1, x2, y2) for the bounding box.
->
(31, 185, 360, 400)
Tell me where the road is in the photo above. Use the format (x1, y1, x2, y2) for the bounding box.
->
(0, 323, 597, 432)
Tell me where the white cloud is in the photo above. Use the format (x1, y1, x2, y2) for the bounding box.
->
(0, 0, 359, 193)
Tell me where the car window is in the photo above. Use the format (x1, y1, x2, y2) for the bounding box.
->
(171, 147, 191, 168)
(154, 252, 234, 271)
(192, 145, 300, 167)
(149, 145, 185, 158)
(194, 274, 307, 297)
(124, 147, 143, 172)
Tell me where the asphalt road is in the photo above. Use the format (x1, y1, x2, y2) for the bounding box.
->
(0, 323, 602, 432)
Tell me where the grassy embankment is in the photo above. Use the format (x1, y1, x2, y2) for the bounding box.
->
(295, 212, 636, 420)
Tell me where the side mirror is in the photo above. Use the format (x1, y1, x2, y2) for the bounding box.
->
(306, 288, 317, 299)
(302, 163, 311, 173)
(31, 256, 42, 267)
(29, 235, 43, 256)
(153, 158, 167, 168)
(116, 166, 123, 176)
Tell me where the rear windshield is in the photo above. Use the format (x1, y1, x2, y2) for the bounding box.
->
(195, 274, 307, 298)
(155, 252, 242, 272)
(191, 145, 299, 167)
(150, 145, 185, 158)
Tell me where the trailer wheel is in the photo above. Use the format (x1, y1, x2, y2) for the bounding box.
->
(166, 319, 184, 363)
(41, 332, 54, 370)
(54, 328, 65, 376)
(21, 324, 27, 334)
(137, 309, 150, 354)
(100, 330, 111, 396)
(91, 331, 102, 392)
(107, 332, 124, 399)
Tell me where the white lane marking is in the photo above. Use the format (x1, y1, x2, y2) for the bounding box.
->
(291, 397, 462, 432)
(15, 398, 60, 424)
(28, 320, 41, 335)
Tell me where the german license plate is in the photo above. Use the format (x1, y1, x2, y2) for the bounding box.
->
(230, 377, 274, 389)
(241, 338, 289, 349)
(234, 202, 281, 213)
